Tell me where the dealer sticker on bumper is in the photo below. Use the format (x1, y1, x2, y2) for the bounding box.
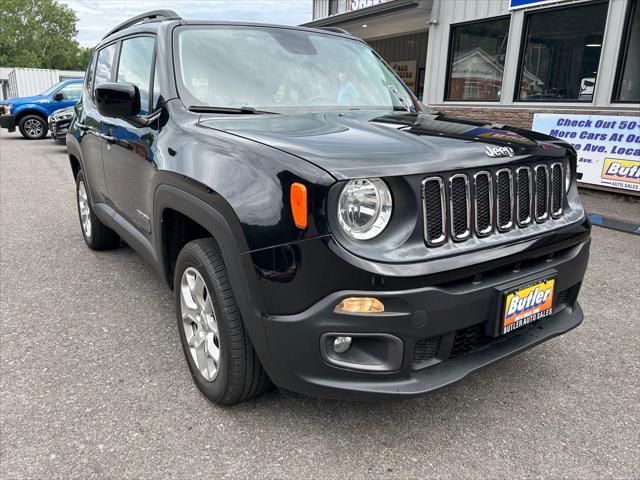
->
(502, 278, 555, 335)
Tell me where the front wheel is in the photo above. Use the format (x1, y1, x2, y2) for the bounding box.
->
(174, 238, 271, 405)
(18, 114, 48, 139)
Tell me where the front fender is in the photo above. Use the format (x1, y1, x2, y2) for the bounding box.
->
(155, 110, 336, 252)
(13, 103, 50, 119)
(152, 183, 272, 364)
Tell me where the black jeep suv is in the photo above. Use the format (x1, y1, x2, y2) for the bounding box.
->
(67, 11, 590, 405)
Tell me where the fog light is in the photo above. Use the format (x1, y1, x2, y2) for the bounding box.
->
(335, 297, 384, 314)
(333, 336, 352, 353)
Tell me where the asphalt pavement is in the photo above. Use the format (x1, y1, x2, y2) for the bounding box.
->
(1, 129, 639, 479)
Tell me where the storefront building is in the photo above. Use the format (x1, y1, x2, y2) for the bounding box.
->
(306, 0, 640, 193)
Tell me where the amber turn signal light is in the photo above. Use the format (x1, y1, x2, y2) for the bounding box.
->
(335, 297, 385, 314)
(290, 182, 308, 229)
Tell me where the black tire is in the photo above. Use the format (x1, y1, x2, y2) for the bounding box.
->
(174, 238, 271, 405)
(75, 170, 120, 250)
(18, 114, 48, 140)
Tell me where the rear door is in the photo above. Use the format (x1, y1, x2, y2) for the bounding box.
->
(101, 35, 158, 233)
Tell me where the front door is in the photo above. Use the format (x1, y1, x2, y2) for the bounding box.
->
(78, 43, 119, 203)
(101, 35, 158, 233)
(51, 82, 82, 110)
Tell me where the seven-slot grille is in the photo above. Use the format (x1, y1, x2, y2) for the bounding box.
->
(422, 161, 566, 246)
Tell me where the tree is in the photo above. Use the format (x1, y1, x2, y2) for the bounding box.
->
(0, 0, 89, 70)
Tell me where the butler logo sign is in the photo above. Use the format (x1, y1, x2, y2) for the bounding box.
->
(532, 114, 640, 193)
(601, 158, 640, 184)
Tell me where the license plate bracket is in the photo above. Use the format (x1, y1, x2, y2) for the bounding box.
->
(489, 270, 557, 337)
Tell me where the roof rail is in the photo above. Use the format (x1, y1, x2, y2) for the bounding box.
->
(102, 10, 181, 40)
(317, 27, 352, 35)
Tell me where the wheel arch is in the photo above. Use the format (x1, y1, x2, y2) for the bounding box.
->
(69, 153, 81, 179)
(14, 106, 48, 124)
(153, 184, 270, 361)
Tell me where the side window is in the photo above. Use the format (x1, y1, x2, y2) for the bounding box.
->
(116, 36, 155, 115)
(151, 59, 163, 112)
(94, 43, 118, 89)
(84, 52, 97, 92)
(57, 83, 82, 100)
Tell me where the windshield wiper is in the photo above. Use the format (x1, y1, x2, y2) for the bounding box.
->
(392, 105, 414, 112)
(386, 85, 412, 112)
(188, 106, 277, 114)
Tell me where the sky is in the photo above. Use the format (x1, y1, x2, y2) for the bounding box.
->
(59, 0, 314, 48)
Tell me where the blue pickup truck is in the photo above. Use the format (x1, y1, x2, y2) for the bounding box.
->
(0, 79, 83, 139)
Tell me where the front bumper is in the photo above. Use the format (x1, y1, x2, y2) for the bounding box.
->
(256, 237, 590, 400)
(0, 114, 16, 131)
(49, 118, 71, 140)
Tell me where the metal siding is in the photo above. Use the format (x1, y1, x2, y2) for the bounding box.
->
(314, 0, 330, 20)
(368, 31, 428, 67)
(5, 68, 83, 98)
(9, 69, 57, 98)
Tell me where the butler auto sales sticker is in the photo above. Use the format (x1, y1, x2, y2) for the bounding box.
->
(502, 278, 555, 335)
(532, 114, 640, 193)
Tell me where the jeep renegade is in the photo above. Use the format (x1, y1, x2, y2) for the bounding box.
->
(67, 11, 590, 405)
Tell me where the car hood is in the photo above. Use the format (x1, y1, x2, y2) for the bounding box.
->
(50, 106, 75, 118)
(197, 110, 568, 180)
(1, 94, 48, 106)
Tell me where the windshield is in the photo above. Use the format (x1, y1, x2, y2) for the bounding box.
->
(175, 26, 418, 112)
(40, 81, 67, 96)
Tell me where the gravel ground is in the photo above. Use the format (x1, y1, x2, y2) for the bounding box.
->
(1, 129, 639, 479)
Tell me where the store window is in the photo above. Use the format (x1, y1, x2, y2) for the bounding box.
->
(516, 2, 608, 102)
(614, 0, 639, 102)
(446, 17, 510, 101)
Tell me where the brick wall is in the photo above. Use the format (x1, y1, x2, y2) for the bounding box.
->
(431, 106, 640, 130)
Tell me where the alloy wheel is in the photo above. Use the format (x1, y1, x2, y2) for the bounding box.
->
(77, 180, 92, 238)
(180, 267, 221, 382)
(24, 118, 44, 138)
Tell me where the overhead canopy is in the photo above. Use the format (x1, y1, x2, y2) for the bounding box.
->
(304, 0, 432, 41)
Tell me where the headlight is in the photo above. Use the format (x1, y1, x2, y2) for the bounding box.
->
(565, 162, 572, 191)
(337, 178, 392, 240)
(2, 105, 10, 115)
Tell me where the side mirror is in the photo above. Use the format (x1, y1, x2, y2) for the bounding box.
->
(53, 92, 64, 101)
(94, 82, 140, 119)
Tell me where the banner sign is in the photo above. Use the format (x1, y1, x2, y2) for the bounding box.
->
(510, 0, 570, 10)
(532, 113, 640, 193)
(350, 0, 392, 11)
(390, 60, 417, 92)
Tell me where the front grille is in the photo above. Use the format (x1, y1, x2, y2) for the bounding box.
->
(413, 336, 441, 368)
(551, 162, 563, 217)
(422, 177, 446, 246)
(516, 167, 532, 226)
(535, 165, 549, 221)
(474, 172, 492, 236)
(555, 289, 569, 306)
(449, 324, 492, 359)
(450, 174, 470, 240)
(496, 169, 514, 231)
(422, 160, 567, 247)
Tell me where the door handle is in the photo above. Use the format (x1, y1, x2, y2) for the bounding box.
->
(97, 132, 117, 143)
